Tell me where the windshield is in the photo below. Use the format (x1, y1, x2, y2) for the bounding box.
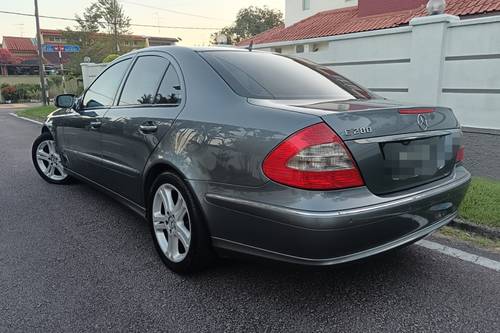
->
(200, 51, 377, 100)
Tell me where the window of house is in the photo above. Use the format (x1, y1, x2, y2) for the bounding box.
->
(273, 47, 282, 54)
(302, 0, 310, 10)
(296, 44, 304, 53)
(155, 65, 183, 105)
(119, 56, 169, 106)
(83, 58, 132, 108)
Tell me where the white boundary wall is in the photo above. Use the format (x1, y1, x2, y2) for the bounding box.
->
(81, 63, 108, 90)
(253, 14, 500, 130)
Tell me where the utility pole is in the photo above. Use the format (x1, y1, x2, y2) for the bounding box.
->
(34, 0, 48, 105)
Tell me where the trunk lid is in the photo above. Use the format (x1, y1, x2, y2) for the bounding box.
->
(253, 99, 463, 195)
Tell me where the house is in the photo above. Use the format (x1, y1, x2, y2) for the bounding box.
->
(285, 0, 359, 26)
(40, 29, 178, 51)
(1, 36, 41, 75)
(239, 0, 500, 51)
(237, 0, 500, 131)
(1, 36, 38, 62)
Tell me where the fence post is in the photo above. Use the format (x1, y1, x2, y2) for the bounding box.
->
(407, 14, 460, 105)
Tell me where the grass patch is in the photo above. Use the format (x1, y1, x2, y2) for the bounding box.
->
(438, 226, 500, 252)
(16, 105, 56, 122)
(459, 177, 500, 228)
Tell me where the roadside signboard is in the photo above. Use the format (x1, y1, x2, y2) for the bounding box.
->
(42, 44, 80, 53)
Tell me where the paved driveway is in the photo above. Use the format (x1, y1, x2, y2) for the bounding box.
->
(1, 110, 499, 332)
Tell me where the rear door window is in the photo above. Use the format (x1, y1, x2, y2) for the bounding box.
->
(154, 65, 183, 105)
(119, 56, 169, 106)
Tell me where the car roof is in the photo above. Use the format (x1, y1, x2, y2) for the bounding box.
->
(127, 45, 248, 56)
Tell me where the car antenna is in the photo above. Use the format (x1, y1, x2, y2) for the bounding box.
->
(247, 40, 254, 52)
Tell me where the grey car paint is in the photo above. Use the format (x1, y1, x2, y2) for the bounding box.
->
(43, 46, 470, 265)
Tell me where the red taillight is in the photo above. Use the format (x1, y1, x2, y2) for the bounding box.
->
(456, 146, 465, 163)
(399, 108, 435, 114)
(262, 123, 364, 190)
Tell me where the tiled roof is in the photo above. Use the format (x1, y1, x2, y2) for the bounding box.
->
(40, 29, 176, 41)
(238, 0, 500, 46)
(2, 36, 37, 52)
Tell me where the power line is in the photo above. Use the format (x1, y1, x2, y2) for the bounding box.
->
(0, 9, 222, 30)
(118, 0, 230, 22)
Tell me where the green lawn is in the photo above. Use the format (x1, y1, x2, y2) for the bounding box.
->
(438, 226, 500, 252)
(459, 177, 500, 228)
(16, 105, 56, 122)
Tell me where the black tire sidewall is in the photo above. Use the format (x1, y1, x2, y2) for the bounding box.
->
(147, 172, 212, 274)
(32, 132, 70, 185)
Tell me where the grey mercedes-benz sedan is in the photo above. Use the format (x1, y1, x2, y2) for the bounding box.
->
(32, 46, 470, 273)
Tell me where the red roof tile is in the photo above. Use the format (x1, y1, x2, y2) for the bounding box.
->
(2, 36, 37, 52)
(237, 0, 500, 46)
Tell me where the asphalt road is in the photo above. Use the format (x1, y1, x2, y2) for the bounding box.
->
(1, 109, 499, 332)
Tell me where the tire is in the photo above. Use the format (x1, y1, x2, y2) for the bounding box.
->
(148, 172, 214, 274)
(32, 132, 71, 185)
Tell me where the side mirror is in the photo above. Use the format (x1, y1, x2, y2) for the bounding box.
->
(55, 94, 76, 109)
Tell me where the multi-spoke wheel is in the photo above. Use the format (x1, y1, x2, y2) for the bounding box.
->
(32, 132, 71, 184)
(152, 184, 191, 263)
(148, 172, 213, 273)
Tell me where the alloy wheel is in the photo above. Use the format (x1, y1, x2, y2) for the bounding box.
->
(152, 183, 192, 263)
(35, 140, 67, 181)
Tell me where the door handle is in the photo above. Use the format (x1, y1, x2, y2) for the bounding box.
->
(139, 124, 158, 134)
(90, 120, 102, 129)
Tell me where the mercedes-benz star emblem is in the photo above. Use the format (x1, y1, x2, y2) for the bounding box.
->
(417, 114, 429, 131)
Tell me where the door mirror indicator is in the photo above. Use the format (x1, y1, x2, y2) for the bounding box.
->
(55, 94, 76, 109)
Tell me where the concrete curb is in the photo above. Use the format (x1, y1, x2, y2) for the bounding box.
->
(9, 113, 43, 125)
(450, 218, 500, 240)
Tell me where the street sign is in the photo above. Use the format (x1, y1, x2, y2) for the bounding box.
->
(42, 44, 80, 53)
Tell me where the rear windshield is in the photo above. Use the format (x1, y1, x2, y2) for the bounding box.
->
(200, 51, 376, 100)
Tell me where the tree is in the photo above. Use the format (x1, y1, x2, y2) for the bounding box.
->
(97, 0, 131, 52)
(75, 3, 103, 33)
(62, 1, 120, 76)
(211, 6, 283, 45)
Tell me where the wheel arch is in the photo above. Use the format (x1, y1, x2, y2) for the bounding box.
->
(143, 161, 188, 207)
(41, 125, 51, 134)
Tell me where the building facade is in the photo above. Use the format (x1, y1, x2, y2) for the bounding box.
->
(285, 0, 358, 26)
(40, 29, 178, 50)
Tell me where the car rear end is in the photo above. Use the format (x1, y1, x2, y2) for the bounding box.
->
(199, 49, 471, 264)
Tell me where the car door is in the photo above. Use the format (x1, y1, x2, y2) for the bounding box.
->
(99, 53, 186, 204)
(61, 58, 132, 183)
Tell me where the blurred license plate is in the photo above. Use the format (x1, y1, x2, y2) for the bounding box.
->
(383, 136, 447, 180)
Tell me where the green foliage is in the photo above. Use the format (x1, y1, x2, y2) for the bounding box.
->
(1, 84, 41, 102)
(75, 3, 103, 33)
(1, 85, 17, 101)
(102, 54, 119, 63)
(459, 177, 500, 228)
(97, 0, 131, 52)
(47, 76, 63, 88)
(211, 6, 283, 45)
(63, 0, 131, 76)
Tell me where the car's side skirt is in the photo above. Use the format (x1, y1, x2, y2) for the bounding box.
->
(65, 168, 147, 219)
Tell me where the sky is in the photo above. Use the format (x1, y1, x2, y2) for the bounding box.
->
(0, 0, 284, 46)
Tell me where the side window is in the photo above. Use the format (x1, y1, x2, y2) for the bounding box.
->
(119, 56, 169, 106)
(155, 65, 183, 105)
(83, 59, 131, 108)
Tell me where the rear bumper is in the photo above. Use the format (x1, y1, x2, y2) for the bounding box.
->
(193, 167, 471, 265)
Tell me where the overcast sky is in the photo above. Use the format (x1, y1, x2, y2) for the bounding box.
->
(0, 0, 284, 45)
